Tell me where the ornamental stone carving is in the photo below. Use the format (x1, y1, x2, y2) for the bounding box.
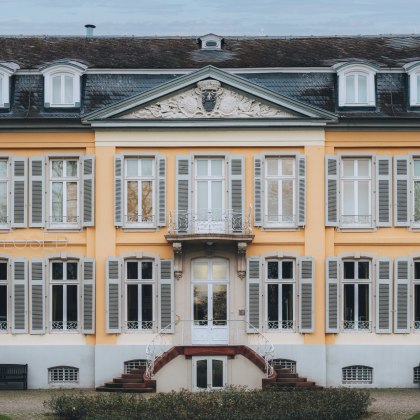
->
(120, 79, 297, 119)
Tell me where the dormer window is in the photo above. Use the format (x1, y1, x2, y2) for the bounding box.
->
(41, 61, 87, 108)
(404, 62, 420, 106)
(335, 63, 376, 107)
(199, 34, 223, 50)
(0, 62, 19, 109)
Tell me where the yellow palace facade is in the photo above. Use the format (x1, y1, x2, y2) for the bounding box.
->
(1, 34, 420, 390)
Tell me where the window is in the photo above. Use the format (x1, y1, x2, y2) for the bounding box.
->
(0, 159, 9, 227)
(341, 158, 371, 227)
(125, 158, 155, 226)
(50, 158, 79, 226)
(335, 63, 376, 107)
(41, 62, 86, 108)
(414, 365, 420, 384)
(266, 259, 295, 330)
(342, 260, 371, 331)
(404, 62, 420, 106)
(50, 260, 79, 331)
(413, 261, 420, 330)
(48, 366, 79, 383)
(125, 259, 154, 331)
(413, 159, 420, 225)
(271, 359, 296, 374)
(342, 366, 373, 385)
(124, 359, 147, 374)
(199, 34, 223, 50)
(254, 155, 305, 229)
(0, 260, 8, 331)
(0, 63, 19, 108)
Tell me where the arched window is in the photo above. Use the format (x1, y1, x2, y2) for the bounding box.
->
(124, 359, 147, 374)
(271, 358, 296, 373)
(342, 365, 373, 385)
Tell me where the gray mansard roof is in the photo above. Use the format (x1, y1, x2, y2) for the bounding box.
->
(1, 35, 420, 125)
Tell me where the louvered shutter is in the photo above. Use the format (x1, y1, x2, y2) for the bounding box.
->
(157, 156, 166, 227)
(376, 156, 392, 227)
(297, 155, 306, 227)
(375, 257, 392, 333)
(11, 157, 27, 228)
(12, 258, 27, 333)
(394, 257, 410, 333)
(229, 156, 244, 232)
(394, 156, 410, 227)
(29, 259, 45, 334)
(326, 257, 339, 333)
(158, 259, 174, 333)
(29, 157, 45, 227)
(325, 155, 339, 227)
(82, 257, 95, 334)
(246, 257, 262, 332)
(82, 155, 95, 227)
(114, 155, 123, 227)
(299, 256, 314, 333)
(106, 257, 121, 333)
(254, 156, 263, 226)
(176, 156, 191, 233)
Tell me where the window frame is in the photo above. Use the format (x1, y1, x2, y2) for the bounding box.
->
(336, 63, 376, 107)
(49, 259, 80, 333)
(123, 258, 156, 332)
(404, 62, 420, 106)
(411, 157, 420, 227)
(0, 259, 9, 333)
(0, 157, 10, 229)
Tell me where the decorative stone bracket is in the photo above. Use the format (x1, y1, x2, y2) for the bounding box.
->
(237, 242, 247, 280)
(173, 242, 183, 280)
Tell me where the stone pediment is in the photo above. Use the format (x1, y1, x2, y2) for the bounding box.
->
(119, 79, 297, 120)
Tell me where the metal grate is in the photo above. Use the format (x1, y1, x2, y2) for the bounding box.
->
(342, 365, 372, 385)
(124, 359, 147, 374)
(271, 359, 296, 373)
(48, 366, 79, 383)
(414, 366, 420, 384)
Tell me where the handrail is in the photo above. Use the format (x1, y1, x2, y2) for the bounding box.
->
(145, 319, 274, 379)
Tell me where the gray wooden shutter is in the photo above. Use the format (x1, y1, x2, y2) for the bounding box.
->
(106, 257, 121, 333)
(325, 155, 339, 227)
(394, 257, 410, 333)
(376, 156, 392, 227)
(12, 258, 27, 333)
(157, 156, 166, 227)
(11, 157, 27, 228)
(229, 156, 244, 232)
(29, 259, 45, 334)
(176, 156, 191, 233)
(376, 257, 392, 333)
(246, 257, 262, 332)
(297, 155, 306, 227)
(82, 155, 95, 227)
(394, 156, 410, 227)
(158, 259, 174, 333)
(29, 157, 45, 227)
(326, 257, 339, 333)
(299, 256, 314, 333)
(254, 156, 263, 226)
(82, 257, 95, 334)
(114, 155, 123, 227)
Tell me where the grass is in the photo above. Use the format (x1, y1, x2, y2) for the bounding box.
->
(409, 414, 420, 420)
(0, 415, 12, 420)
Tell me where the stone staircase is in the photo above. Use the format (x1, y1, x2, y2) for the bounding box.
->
(263, 365, 319, 389)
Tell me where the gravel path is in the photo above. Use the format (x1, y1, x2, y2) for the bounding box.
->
(0, 388, 419, 419)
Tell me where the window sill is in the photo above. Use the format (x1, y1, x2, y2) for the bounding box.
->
(120, 225, 159, 232)
(336, 226, 377, 232)
(260, 226, 302, 232)
(45, 225, 83, 232)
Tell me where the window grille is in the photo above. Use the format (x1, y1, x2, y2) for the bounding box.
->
(124, 359, 147, 374)
(48, 366, 79, 383)
(271, 359, 296, 373)
(342, 365, 372, 384)
(414, 366, 420, 384)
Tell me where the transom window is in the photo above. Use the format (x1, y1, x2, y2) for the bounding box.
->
(125, 158, 155, 226)
(50, 260, 79, 331)
(265, 157, 295, 226)
(413, 261, 420, 330)
(51, 73, 74, 106)
(342, 365, 373, 385)
(342, 260, 371, 331)
(50, 159, 79, 226)
(0, 159, 9, 226)
(0, 261, 8, 332)
(266, 259, 295, 331)
(341, 158, 371, 226)
(125, 260, 154, 331)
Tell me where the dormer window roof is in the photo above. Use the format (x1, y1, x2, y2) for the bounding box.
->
(0, 62, 19, 109)
(334, 62, 377, 107)
(199, 34, 223, 50)
(404, 61, 420, 106)
(40, 61, 87, 108)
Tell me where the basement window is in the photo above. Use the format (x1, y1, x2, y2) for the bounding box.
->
(271, 359, 296, 373)
(414, 365, 420, 384)
(342, 365, 373, 385)
(48, 366, 79, 383)
(124, 359, 147, 374)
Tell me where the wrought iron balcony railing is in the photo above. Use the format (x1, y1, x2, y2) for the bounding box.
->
(266, 320, 295, 331)
(342, 320, 371, 331)
(168, 207, 252, 235)
(51, 321, 79, 331)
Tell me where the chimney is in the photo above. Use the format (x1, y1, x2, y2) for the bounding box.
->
(84, 24, 96, 38)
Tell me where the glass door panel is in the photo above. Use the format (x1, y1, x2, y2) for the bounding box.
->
(193, 285, 208, 326)
(212, 285, 227, 326)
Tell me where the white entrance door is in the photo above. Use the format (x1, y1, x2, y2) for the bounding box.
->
(192, 356, 227, 391)
(192, 259, 228, 345)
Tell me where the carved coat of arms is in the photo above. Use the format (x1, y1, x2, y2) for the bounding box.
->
(197, 80, 222, 112)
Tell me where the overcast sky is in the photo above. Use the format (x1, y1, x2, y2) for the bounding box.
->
(2, 0, 420, 37)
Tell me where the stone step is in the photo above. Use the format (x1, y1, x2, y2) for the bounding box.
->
(96, 386, 154, 393)
(276, 377, 307, 383)
(295, 381, 316, 387)
(113, 377, 143, 384)
(277, 373, 298, 379)
(122, 373, 144, 380)
(129, 368, 146, 375)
